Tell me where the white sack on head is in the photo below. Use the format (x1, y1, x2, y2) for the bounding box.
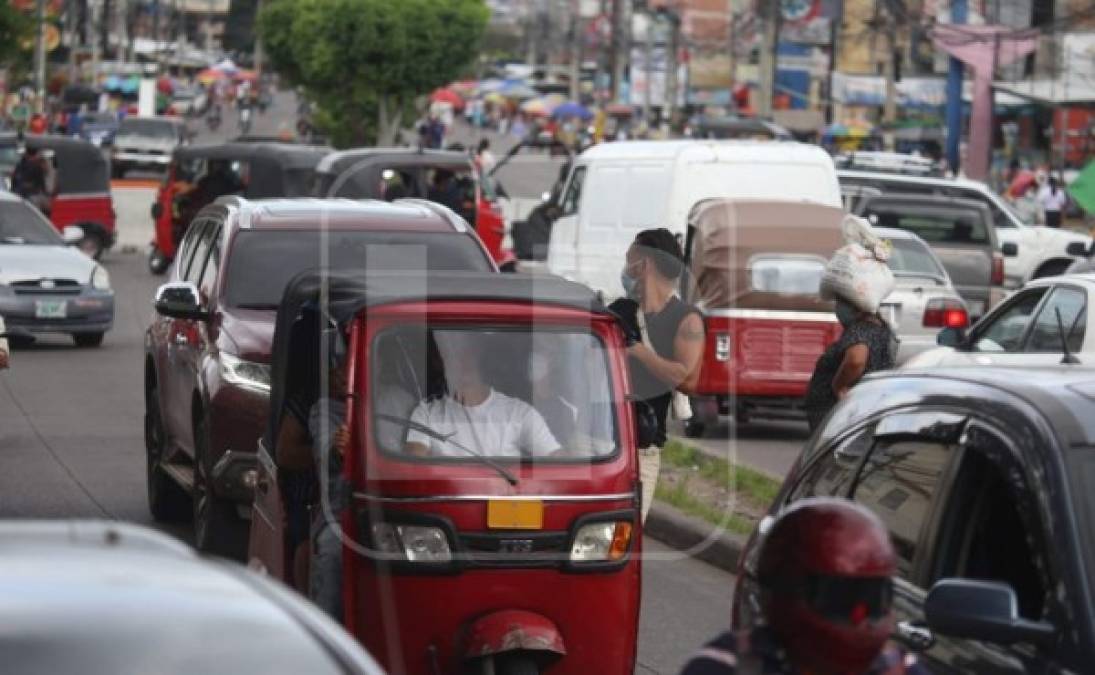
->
(820, 215, 895, 313)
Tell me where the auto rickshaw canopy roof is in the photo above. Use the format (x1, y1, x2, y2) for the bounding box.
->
(174, 142, 331, 198)
(265, 270, 610, 451)
(314, 148, 474, 198)
(24, 134, 110, 194)
(688, 199, 845, 311)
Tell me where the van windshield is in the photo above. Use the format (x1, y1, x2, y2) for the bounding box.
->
(371, 326, 618, 463)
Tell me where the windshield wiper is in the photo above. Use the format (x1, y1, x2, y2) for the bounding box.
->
(377, 413, 519, 486)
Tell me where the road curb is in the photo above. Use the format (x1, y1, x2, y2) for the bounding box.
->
(645, 502, 746, 573)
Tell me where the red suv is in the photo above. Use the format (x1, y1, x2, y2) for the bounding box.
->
(144, 197, 496, 556)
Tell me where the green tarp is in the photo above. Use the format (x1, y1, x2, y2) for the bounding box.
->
(1068, 160, 1095, 215)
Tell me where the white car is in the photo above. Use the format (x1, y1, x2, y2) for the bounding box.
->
(874, 227, 970, 363)
(905, 274, 1094, 369)
(838, 169, 1092, 288)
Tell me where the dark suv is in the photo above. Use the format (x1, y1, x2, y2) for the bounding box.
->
(734, 367, 1095, 673)
(144, 197, 495, 556)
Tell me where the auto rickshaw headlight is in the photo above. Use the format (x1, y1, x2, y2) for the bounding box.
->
(570, 521, 633, 562)
(371, 523, 453, 563)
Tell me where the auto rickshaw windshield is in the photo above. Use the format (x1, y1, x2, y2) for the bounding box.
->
(372, 325, 618, 462)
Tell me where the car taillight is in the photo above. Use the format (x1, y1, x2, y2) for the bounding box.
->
(923, 298, 969, 328)
(992, 252, 1005, 286)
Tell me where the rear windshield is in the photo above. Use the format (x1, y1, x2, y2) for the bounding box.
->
(866, 208, 988, 245)
(0, 201, 62, 245)
(223, 230, 490, 308)
(886, 237, 947, 279)
(750, 255, 826, 294)
(118, 118, 178, 139)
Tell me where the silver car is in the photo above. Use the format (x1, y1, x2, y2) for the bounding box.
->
(111, 116, 187, 177)
(0, 193, 114, 346)
(875, 226, 969, 363)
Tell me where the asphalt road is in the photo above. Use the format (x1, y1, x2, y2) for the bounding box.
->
(0, 96, 805, 673)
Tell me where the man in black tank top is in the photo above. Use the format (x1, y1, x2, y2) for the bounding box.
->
(609, 229, 705, 522)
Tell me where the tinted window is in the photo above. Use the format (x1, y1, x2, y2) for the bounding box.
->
(184, 221, 217, 284)
(750, 256, 826, 294)
(223, 230, 491, 308)
(953, 187, 1017, 229)
(198, 227, 222, 297)
(0, 201, 63, 245)
(867, 208, 988, 245)
(787, 429, 874, 501)
(972, 288, 1047, 352)
(1025, 286, 1086, 353)
(118, 119, 178, 139)
(886, 237, 946, 279)
(560, 166, 585, 216)
(853, 439, 954, 576)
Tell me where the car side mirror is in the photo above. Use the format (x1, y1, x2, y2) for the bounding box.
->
(61, 225, 84, 245)
(1001, 242, 1019, 257)
(633, 399, 659, 449)
(1066, 241, 1090, 257)
(937, 326, 967, 348)
(925, 579, 1056, 646)
(154, 281, 209, 321)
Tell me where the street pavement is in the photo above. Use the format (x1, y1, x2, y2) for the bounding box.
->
(0, 94, 810, 673)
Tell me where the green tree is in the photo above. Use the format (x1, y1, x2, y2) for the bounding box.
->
(259, 0, 489, 147)
(0, 2, 34, 78)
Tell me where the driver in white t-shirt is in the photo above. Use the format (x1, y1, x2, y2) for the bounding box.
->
(404, 334, 560, 458)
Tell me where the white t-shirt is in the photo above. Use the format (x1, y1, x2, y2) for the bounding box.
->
(406, 389, 559, 458)
(1038, 185, 1069, 212)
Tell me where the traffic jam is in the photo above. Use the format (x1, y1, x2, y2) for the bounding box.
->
(3, 1, 1095, 674)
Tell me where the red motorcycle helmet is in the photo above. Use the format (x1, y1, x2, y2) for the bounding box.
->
(757, 498, 896, 675)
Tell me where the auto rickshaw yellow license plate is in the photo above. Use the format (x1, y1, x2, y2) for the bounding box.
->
(487, 499, 543, 529)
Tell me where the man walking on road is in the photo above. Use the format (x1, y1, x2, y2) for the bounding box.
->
(610, 229, 704, 523)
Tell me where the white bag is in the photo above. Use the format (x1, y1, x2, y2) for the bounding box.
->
(819, 215, 895, 313)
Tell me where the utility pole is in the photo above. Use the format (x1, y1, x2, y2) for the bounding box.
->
(34, 0, 47, 113)
(825, 0, 844, 124)
(756, 0, 780, 119)
(641, 12, 653, 125)
(608, 0, 622, 101)
(880, 2, 898, 150)
(254, 0, 265, 76)
(664, 11, 680, 131)
(569, 13, 581, 101)
(944, 0, 967, 173)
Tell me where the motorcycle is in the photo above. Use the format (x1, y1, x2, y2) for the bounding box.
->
(239, 107, 253, 136)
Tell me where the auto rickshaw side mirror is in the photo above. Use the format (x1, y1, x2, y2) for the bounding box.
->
(633, 400, 659, 449)
(937, 326, 967, 349)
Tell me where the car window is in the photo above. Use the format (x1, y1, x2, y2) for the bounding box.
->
(786, 428, 874, 501)
(853, 438, 956, 577)
(1024, 286, 1086, 353)
(119, 118, 177, 139)
(197, 226, 222, 298)
(560, 166, 585, 216)
(0, 201, 63, 245)
(866, 208, 988, 245)
(185, 221, 217, 285)
(177, 219, 209, 280)
(750, 255, 826, 294)
(932, 440, 1049, 620)
(886, 237, 946, 280)
(971, 288, 1048, 352)
(953, 187, 1016, 229)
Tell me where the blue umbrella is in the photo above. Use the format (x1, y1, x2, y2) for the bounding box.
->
(120, 76, 140, 94)
(103, 75, 122, 91)
(552, 101, 592, 120)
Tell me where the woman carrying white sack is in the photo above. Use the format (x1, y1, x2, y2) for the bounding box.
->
(804, 215, 898, 431)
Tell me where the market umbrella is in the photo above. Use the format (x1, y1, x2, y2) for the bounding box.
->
(103, 75, 122, 92)
(482, 91, 506, 104)
(1007, 170, 1037, 199)
(120, 76, 140, 94)
(501, 82, 539, 101)
(212, 58, 238, 74)
(552, 101, 592, 120)
(1068, 160, 1095, 215)
(197, 68, 227, 85)
(430, 87, 465, 111)
(156, 76, 174, 94)
(450, 80, 478, 97)
(234, 69, 258, 82)
(477, 78, 505, 94)
(519, 97, 549, 116)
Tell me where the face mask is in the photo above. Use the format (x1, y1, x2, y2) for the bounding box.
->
(620, 267, 640, 299)
(835, 300, 858, 327)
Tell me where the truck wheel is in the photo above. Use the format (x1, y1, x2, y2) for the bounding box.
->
(493, 654, 539, 675)
(73, 332, 104, 347)
(193, 413, 247, 560)
(148, 248, 170, 275)
(146, 378, 190, 522)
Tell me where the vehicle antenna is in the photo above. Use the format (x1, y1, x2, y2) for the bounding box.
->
(1056, 307, 1080, 365)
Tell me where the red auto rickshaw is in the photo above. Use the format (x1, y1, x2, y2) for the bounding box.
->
(683, 199, 845, 435)
(25, 135, 116, 259)
(248, 270, 648, 675)
(149, 142, 330, 274)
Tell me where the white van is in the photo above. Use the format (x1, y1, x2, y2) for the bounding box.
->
(545, 140, 842, 296)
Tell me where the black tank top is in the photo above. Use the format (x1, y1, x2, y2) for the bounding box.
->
(630, 296, 698, 447)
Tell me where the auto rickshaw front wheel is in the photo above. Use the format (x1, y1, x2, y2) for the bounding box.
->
(148, 247, 170, 275)
(193, 412, 248, 560)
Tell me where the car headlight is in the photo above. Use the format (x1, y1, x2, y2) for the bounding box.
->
(570, 521, 633, 562)
(371, 523, 452, 562)
(90, 265, 110, 290)
(219, 352, 271, 393)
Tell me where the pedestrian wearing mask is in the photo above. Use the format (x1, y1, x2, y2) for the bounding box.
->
(1038, 176, 1068, 228)
(609, 229, 704, 523)
(805, 216, 897, 430)
(680, 498, 929, 675)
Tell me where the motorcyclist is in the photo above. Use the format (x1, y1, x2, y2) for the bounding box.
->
(175, 159, 243, 236)
(12, 146, 50, 213)
(206, 102, 222, 130)
(681, 498, 929, 675)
